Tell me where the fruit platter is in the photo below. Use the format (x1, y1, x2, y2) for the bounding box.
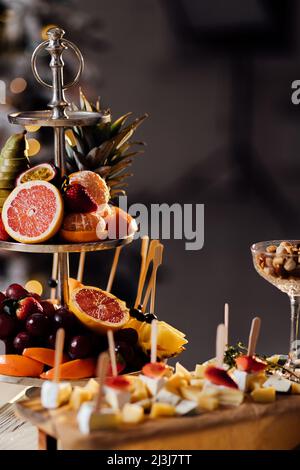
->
(0, 27, 187, 384)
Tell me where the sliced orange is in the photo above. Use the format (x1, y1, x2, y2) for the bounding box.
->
(104, 206, 138, 239)
(0, 354, 44, 377)
(2, 181, 63, 243)
(68, 286, 130, 333)
(69, 171, 110, 206)
(60, 212, 105, 243)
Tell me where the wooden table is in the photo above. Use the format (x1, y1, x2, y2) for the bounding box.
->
(15, 394, 300, 450)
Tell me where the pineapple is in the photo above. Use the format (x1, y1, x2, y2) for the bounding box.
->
(65, 89, 148, 199)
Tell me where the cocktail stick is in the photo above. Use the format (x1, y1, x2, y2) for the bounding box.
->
(106, 246, 122, 293)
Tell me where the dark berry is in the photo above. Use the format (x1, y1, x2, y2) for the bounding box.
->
(48, 278, 58, 288)
(5, 284, 28, 300)
(26, 313, 50, 337)
(0, 313, 16, 338)
(144, 313, 158, 324)
(2, 299, 17, 317)
(53, 307, 75, 332)
(115, 341, 134, 363)
(68, 335, 93, 359)
(114, 328, 138, 345)
(40, 301, 56, 318)
(129, 307, 145, 322)
(13, 332, 31, 353)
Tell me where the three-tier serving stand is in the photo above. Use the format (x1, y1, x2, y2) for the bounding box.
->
(1, 27, 134, 310)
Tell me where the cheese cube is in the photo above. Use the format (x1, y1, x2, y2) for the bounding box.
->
(175, 362, 191, 381)
(134, 398, 153, 410)
(122, 403, 144, 424)
(251, 387, 276, 403)
(218, 388, 244, 407)
(155, 387, 181, 406)
(232, 370, 253, 392)
(104, 386, 131, 410)
(77, 402, 120, 435)
(70, 386, 93, 411)
(41, 381, 72, 409)
(198, 395, 219, 411)
(190, 378, 205, 388)
(84, 378, 99, 395)
(139, 375, 166, 397)
(175, 399, 198, 416)
(166, 373, 188, 393)
(291, 382, 300, 394)
(150, 402, 176, 418)
(180, 385, 203, 403)
(129, 377, 149, 403)
(263, 375, 291, 393)
(194, 364, 206, 378)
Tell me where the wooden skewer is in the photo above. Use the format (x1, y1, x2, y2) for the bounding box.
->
(150, 319, 158, 364)
(134, 236, 149, 308)
(247, 317, 261, 357)
(107, 330, 117, 377)
(106, 246, 122, 293)
(216, 323, 226, 368)
(142, 244, 164, 313)
(95, 351, 110, 412)
(135, 239, 160, 308)
(50, 253, 58, 300)
(53, 328, 65, 383)
(77, 252, 86, 283)
(224, 303, 229, 348)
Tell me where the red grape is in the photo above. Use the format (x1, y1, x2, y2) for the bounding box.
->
(47, 333, 56, 349)
(26, 313, 50, 337)
(53, 308, 76, 331)
(5, 284, 28, 300)
(40, 301, 56, 318)
(68, 335, 92, 359)
(29, 292, 41, 302)
(13, 332, 31, 353)
(0, 313, 16, 338)
(115, 328, 138, 345)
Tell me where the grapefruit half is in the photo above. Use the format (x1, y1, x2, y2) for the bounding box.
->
(2, 181, 63, 243)
(68, 286, 130, 333)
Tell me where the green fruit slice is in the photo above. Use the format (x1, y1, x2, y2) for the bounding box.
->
(0, 159, 27, 169)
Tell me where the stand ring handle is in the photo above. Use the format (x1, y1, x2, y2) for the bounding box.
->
(31, 39, 84, 90)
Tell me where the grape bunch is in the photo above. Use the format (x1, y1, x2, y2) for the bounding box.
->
(0, 283, 149, 373)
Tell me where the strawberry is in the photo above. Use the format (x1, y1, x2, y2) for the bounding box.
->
(105, 376, 131, 390)
(16, 296, 43, 321)
(64, 183, 97, 213)
(142, 362, 167, 378)
(204, 365, 238, 389)
(0, 215, 9, 241)
(235, 355, 267, 373)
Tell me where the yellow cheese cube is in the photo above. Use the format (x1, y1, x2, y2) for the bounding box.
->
(194, 364, 206, 378)
(166, 373, 189, 394)
(180, 385, 203, 402)
(70, 386, 93, 411)
(122, 403, 144, 424)
(190, 378, 205, 388)
(251, 387, 276, 403)
(198, 395, 219, 411)
(84, 378, 99, 395)
(175, 362, 191, 381)
(247, 372, 267, 391)
(129, 377, 149, 403)
(150, 402, 176, 418)
(291, 382, 300, 394)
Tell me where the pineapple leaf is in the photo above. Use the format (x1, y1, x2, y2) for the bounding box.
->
(79, 88, 98, 112)
(106, 173, 133, 183)
(110, 112, 132, 137)
(87, 140, 116, 168)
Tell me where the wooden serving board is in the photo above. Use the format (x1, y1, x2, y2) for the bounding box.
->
(15, 395, 300, 450)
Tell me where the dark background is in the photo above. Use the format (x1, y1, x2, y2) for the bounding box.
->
(0, 0, 299, 367)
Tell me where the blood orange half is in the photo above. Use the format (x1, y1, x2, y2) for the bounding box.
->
(68, 286, 130, 333)
(2, 181, 63, 244)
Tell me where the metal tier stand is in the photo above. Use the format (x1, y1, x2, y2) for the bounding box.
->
(6, 27, 133, 307)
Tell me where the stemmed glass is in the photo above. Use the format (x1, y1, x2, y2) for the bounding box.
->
(251, 240, 300, 370)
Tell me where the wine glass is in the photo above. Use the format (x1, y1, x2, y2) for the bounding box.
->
(251, 240, 300, 370)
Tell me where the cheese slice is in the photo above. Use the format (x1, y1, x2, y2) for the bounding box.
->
(175, 399, 198, 416)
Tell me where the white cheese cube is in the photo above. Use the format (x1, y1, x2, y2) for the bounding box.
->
(155, 387, 181, 406)
(232, 370, 253, 392)
(77, 402, 120, 435)
(41, 381, 72, 409)
(175, 400, 198, 416)
(263, 375, 291, 393)
(104, 386, 131, 410)
(139, 375, 166, 397)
